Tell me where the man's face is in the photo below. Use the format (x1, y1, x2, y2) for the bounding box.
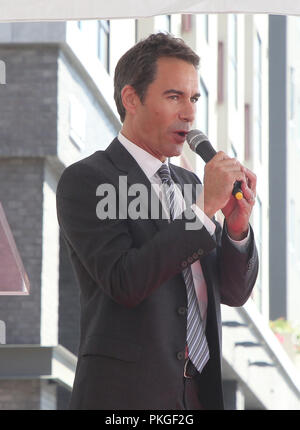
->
(124, 57, 200, 162)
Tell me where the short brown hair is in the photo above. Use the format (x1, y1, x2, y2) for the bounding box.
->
(114, 32, 200, 122)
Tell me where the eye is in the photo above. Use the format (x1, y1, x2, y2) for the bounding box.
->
(191, 96, 199, 103)
(169, 95, 179, 101)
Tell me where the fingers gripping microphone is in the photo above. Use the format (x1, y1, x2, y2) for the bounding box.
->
(186, 129, 243, 200)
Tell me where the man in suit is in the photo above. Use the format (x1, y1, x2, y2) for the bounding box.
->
(56, 33, 258, 410)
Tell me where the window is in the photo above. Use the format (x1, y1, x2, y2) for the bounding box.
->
(290, 67, 295, 120)
(253, 31, 262, 162)
(199, 14, 209, 43)
(228, 14, 238, 110)
(135, 19, 139, 43)
(0, 60, 5, 85)
(289, 199, 296, 251)
(252, 196, 262, 311)
(98, 20, 110, 73)
(229, 143, 237, 158)
(155, 15, 171, 33)
(195, 79, 209, 180)
(244, 103, 251, 160)
(198, 78, 209, 135)
(69, 96, 86, 151)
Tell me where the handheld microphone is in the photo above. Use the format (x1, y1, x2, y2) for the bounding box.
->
(186, 129, 243, 200)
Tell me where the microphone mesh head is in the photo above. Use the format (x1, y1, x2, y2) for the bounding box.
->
(186, 129, 209, 152)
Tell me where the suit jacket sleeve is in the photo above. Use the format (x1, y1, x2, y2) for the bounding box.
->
(216, 219, 258, 307)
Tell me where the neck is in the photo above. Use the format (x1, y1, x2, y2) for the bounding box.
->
(120, 126, 167, 163)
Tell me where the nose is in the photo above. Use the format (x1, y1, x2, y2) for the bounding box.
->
(178, 100, 196, 123)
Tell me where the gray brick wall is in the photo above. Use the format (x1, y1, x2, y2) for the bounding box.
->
(0, 379, 56, 410)
(0, 45, 58, 158)
(0, 157, 44, 344)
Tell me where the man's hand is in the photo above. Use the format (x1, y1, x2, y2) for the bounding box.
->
(200, 151, 246, 217)
(196, 151, 256, 240)
(222, 166, 256, 240)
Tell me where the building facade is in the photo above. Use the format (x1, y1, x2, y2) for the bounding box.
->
(269, 15, 300, 324)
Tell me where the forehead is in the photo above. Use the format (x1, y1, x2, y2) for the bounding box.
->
(152, 57, 199, 91)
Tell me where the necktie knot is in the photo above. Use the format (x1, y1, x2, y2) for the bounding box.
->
(157, 164, 172, 185)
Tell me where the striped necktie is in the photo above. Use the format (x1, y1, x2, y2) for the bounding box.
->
(157, 163, 210, 374)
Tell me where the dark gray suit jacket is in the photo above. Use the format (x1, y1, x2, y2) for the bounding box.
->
(56, 138, 258, 410)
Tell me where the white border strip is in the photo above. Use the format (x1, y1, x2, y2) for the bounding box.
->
(0, 0, 300, 23)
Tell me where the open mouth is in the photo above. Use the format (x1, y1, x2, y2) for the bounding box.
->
(175, 131, 188, 138)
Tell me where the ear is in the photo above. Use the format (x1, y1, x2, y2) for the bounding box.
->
(121, 85, 141, 116)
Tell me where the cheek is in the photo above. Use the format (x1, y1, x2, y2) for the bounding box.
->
(153, 108, 174, 129)
(141, 103, 175, 137)
(145, 111, 164, 134)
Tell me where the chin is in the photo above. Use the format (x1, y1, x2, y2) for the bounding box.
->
(163, 143, 183, 158)
(169, 146, 183, 159)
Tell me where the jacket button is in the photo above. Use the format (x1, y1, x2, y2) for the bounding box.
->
(176, 351, 185, 360)
(177, 306, 187, 316)
(181, 261, 188, 268)
(197, 248, 204, 256)
(192, 252, 198, 259)
(187, 256, 193, 263)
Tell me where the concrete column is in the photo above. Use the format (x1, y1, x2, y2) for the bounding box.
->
(223, 380, 245, 410)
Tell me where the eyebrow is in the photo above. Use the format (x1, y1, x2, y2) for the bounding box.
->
(163, 89, 201, 98)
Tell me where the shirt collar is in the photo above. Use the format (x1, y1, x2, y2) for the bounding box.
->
(118, 131, 168, 180)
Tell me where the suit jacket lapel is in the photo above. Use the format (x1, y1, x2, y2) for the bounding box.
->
(169, 163, 196, 207)
(105, 138, 168, 231)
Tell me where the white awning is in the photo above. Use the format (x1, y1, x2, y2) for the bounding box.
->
(0, 0, 299, 23)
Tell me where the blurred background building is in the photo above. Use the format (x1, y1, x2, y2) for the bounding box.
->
(0, 13, 299, 409)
